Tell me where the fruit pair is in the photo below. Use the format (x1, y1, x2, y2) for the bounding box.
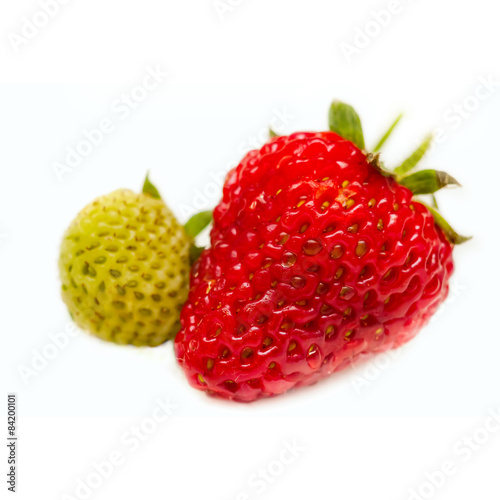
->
(60, 101, 469, 401)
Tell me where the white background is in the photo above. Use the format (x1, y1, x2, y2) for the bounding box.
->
(1, 1, 500, 499)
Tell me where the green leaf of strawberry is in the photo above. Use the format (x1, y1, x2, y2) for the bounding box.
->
(394, 133, 433, 176)
(423, 204, 472, 245)
(184, 211, 213, 239)
(373, 113, 403, 152)
(328, 100, 365, 149)
(398, 169, 461, 195)
(142, 172, 162, 199)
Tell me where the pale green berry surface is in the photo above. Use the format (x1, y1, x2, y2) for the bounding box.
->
(59, 189, 191, 346)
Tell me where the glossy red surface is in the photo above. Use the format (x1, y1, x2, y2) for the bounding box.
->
(175, 132, 454, 402)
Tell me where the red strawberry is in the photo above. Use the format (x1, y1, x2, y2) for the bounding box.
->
(175, 101, 469, 402)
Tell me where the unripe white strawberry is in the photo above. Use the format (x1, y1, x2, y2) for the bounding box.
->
(59, 177, 192, 346)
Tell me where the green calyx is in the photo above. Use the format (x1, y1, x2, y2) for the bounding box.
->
(328, 100, 470, 245)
